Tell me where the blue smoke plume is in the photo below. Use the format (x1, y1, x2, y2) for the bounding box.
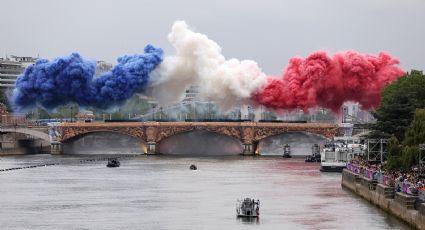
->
(11, 44, 163, 111)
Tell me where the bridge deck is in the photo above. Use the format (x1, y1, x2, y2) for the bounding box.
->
(58, 121, 339, 128)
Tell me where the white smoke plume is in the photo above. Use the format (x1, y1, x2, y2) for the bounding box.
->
(148, 21, 268, 110)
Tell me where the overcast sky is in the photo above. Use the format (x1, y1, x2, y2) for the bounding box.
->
(1, 0, 424, 75)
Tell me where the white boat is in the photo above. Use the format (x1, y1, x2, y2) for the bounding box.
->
(320, 139, 348, 172)
(236, 198, 260, 218)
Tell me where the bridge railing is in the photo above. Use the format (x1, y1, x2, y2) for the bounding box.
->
(1, 114, 27, 126)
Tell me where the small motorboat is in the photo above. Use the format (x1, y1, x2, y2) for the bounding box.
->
(189, 164, 197, 170)
(282, 144, 292, 158)
(107, 158, 120, 168)
(236, 198, 260, 218)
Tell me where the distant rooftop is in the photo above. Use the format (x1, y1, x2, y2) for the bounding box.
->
(0, 55, 38, 63)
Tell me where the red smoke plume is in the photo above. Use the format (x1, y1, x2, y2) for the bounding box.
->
(254, 51, 405, 113)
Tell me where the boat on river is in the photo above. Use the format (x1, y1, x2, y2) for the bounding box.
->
(282, 144, 292, 158)
(236, 198, 260, 218)
(305, 144, 321, 162)
(320, 137, 364, 172)
(107, 158, 120, 168)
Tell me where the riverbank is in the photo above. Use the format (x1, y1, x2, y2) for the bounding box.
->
(342, 169, 425, 229)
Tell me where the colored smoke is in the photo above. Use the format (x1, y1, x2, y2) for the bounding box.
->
(148, 21, 268, 110)
(10, 20, 405, 114)
(12, 45, 163, 111)
(254, 51, 405, 113)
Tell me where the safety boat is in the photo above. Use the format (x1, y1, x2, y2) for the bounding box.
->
(282, 144, 292, 158)
(236, 198, 260, 218)
(107, 158, 120, 168)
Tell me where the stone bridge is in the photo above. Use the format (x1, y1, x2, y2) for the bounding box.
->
(49, 121, 339, 155)
(0, 126, 50, 142)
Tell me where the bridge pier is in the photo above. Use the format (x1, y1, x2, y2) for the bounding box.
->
(50, 143, 63, 154)
(242, 143, 258, 156)
(146, 142, 157, 155)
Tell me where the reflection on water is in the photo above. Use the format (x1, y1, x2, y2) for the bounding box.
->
(0, 155, 412, 230)
(237, 216, 260, 224)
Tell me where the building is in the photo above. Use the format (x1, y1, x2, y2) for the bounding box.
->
(342, 102, 375, 123)
(75, 111, 95, 122)
(182, 85, 200, 103)
(95, 60, 113, 76)
(0, 55, 37, 88)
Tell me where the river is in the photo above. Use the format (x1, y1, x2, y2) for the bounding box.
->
(0, 154, 412, 230)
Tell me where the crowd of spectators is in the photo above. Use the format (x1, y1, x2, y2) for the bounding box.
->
(347, 156, 425, 195)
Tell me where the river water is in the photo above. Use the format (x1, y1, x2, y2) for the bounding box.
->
(0, 154, 412, 230)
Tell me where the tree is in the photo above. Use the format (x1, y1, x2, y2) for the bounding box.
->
(381, 108, 425, 170)
(372, 70, 425, 141)
(385, 135, 403, 171)
(0, 88, 12, 111)
(403, 108, 425, 147)
(401, 146, 418, 170)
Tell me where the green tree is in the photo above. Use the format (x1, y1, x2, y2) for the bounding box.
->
(385, 135, 403, 171)
(0, 88, 13, 111)
(403, 108, 425, 147)
(397, 108, 425, 169)
(372, 70, 425, 141)
(401, 146, 418, 169)
(118, 94, 151, 116)
(50, 105, 79, 120)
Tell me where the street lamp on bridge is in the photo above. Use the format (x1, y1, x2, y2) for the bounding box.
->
(70, 105, 73, 123)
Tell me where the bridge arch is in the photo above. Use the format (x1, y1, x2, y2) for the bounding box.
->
(62, 131, 147, 154)
(155, 125, 241, 143)
(0, 128, 50, 142)
(157, 130, 243, 155)
(59, 127, 145, 142)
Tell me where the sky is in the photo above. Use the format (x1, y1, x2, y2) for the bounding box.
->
(1, 0, 424, 75)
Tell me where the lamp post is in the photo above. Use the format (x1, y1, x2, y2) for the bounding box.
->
(208, 102, 211, 120)
(70, 106, 73, 122)
(152, 104, 156, 121)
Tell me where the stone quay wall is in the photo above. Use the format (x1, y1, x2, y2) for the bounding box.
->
(341, 169, 425, 229)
